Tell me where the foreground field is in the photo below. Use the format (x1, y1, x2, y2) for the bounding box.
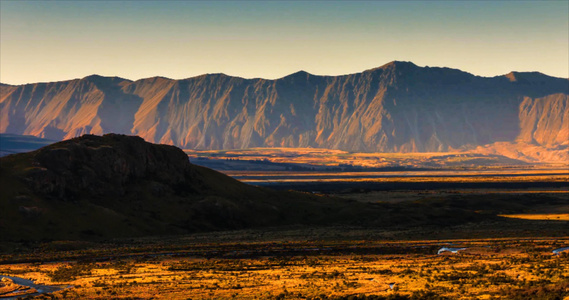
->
(1, 238, 568, 299)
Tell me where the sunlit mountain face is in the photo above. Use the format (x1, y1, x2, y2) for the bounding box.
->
(1, 61, 567, 158)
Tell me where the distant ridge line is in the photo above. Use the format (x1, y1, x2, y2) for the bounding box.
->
(2, 61, 568, 86)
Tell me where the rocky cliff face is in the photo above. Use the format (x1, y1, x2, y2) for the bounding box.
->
(1, 61, 567, 152)
(25, 134, 193, 200)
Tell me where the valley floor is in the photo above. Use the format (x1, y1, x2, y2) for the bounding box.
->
(0, 235, 568, 299)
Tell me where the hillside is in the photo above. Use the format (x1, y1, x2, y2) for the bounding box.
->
(1, 62, 567, 158)
(0, 134, 413, 241)
(0, 134, 322, 240)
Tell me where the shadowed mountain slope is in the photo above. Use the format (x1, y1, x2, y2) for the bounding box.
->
(0, 134, 407, 241)
(1, 62, 567, 153)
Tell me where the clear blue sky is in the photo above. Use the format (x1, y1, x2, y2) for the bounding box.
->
(1, 1, 568, 84)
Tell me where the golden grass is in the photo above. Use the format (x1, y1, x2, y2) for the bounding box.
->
(187, 145, 569, 167)
(236, 174, 569, 184)
(1, 238, 568, 299)
(499, 214, 569, 221)
(184, 147, 534, 168)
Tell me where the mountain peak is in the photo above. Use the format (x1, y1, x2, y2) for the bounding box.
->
(83, 74, 106, 80)
(380, 61, 418, 69)
(285, 70, 311, 78)
(136, 76, 174, 83)
(364, 61, 419, 74)
(82, 74, 128, 81)
(294, 70, 310, 75)
(81, 74, 132, 87)
(505, 71, 523, 82)
(503, 71, 561, 83)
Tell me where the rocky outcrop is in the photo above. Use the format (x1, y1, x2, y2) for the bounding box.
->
(1, 62, 567, 152)
(23, 134, 193, 200)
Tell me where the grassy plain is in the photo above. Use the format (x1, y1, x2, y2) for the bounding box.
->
(1, 236, 568, 299)
(185, 147, 540, 169)
(499, 214, 569, 221)
(227, 170, 569, 184)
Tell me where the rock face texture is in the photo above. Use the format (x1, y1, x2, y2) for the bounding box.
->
(517, 93, 569, 146)
(26, 134, 192, 200)
(1, 61, 568, 152)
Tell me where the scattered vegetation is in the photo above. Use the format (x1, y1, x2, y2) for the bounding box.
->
(0, 237, 568, 299)
(49, 263, 95, 281)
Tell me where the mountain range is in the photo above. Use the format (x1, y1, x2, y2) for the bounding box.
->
(1, 61, 567, 159)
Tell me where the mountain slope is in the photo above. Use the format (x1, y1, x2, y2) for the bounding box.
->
(518, 93, 569, 146)
(1, 62, 567, 153)
(0, 134, 391, 241)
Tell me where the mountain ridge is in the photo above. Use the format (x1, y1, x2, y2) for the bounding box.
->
(3, 61, 568, 86)
(1, 61, 568, 156)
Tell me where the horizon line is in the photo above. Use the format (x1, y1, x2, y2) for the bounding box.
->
(2, 60, 568, 86)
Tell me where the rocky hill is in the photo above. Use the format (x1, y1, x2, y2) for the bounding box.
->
(1, 62, 567, 156)
(0, 135, 292, 239)
(0, 134, 399, 241)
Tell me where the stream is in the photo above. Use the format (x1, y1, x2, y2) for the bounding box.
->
(0, 275, 70, 299)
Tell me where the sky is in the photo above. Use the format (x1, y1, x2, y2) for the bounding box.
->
(1, 1, 568, 85)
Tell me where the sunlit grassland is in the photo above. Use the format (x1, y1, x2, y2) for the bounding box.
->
(234, 174, 569, 184)
(1, 238, 568, 299)
(499, 214, 569, 221)
(223, 169, 569, 186)
(184, 147, 543, 169)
